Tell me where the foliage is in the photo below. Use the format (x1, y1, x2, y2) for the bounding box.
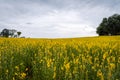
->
(97, 14, 120, 36)
(0, 36, 120, 80)
(17, 32, 22, 37)
(0, 29, 10, 37)
(0, 28, 22, 38)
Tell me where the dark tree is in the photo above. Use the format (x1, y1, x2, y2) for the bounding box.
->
(0, 32, 1, 37)
(0, 29, 9, 37)
(9, 29, 17, 37)
(96, 18, 109, 36)
(0, 28, 17, 37)
(96, 14, 120, 36)
(17, 31, 22, 37)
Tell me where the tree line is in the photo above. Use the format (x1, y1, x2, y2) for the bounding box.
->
(96, 14, 120, 36)
(0, 28, 22, 38)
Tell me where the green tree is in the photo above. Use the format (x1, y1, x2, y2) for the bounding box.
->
(0, 28, 22, 38)
(9, 29, 17, 37)
(0, 29, 9, 37)
(96, 18, 108, 36)
(17, 31, 22, 37)
(96, 14, 120, 36)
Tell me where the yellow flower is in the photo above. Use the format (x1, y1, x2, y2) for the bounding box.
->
(15, 66, 19, 71)
(47, 59, 52, 68)
(15, 72, 18, 76)
(109, 63, 115, 70)
(54, 66, 56, 71)
(13, 77, 15, 80)
(118, 57, 120, 63)
(25, 68, 28, 71)
(64, 63, 70, 72)
(92, 66, 95, 70)
(20, 63, 23, 65)
(111, 56, 115, 62)
(53, 72, 56, 79)
(97, 69, 102, 77)
(103, 52, 107, 59)
(6, 69, 9, 73)
(61, 67, 64, 70)
(75, 58, 79, 64)
(97, 69, 104, 80)
(20, 72, 26, 79)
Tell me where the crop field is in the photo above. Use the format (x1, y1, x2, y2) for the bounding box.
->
(0, 36, 120, 80)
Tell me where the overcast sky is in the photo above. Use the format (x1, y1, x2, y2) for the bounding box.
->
(0, 0, 120, 38)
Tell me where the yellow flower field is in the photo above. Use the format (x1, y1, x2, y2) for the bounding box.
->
(0, 36, 120, 80)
